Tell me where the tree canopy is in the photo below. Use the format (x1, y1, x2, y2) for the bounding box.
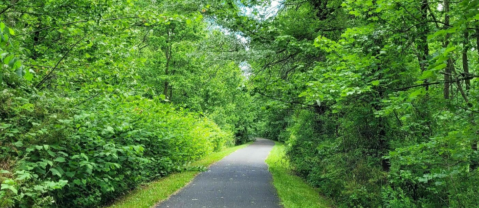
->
(2, 0, 479, 207)
(242, 0, 479, 207)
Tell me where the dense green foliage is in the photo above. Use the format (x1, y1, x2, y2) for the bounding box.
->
(230, 0, 479, 207)
(0, 0, 256, 207)
(3, 0, 479, 207)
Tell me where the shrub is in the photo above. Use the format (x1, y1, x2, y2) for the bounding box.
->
(0, 92, 234, 207)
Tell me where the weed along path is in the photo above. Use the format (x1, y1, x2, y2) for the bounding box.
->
(156, 138, 281, 208)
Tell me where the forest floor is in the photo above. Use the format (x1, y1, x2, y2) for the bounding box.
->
(155, 138, 281, 208)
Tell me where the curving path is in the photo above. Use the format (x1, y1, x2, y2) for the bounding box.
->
(156, 138, 281, 208)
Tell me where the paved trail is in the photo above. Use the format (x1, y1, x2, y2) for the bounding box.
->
(156, 138, 281, 208)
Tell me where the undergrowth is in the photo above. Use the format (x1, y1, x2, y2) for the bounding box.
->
(0, 88, 235, 207)
(266, 142, 332, 208)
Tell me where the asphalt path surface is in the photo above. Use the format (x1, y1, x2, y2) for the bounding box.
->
(156, 138, 281, 208)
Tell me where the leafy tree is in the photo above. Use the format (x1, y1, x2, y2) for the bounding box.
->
(233, 0, 479, 206)
(0, 0, 257, 207)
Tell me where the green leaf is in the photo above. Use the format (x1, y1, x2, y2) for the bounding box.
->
(9, 57, 16, 68)
(445, 46, 456, 54)
(431, 63, 447, 71)
(65, 172, 75, 178)
(8, 28, 14, 35)
(24, 69, 34, 81)
(50, 168, 62, 177)
(6, 186, 18, 195)
(371, 80, 380, 86)
(86, 164, 93, 174)
(409, 88, 426, 99)
(47, 150, 56, 157)
(420, 70, 434, 79)
(0, 123, 11, 129)
(73, 179, 81, 185)
(80, 153, 88, 161)
(13, 141, 23, 147)
(15, 67, 23, 77)
(1, 179, 17, 195)
(44, 159, 53, 167)
(13, 60, 21, 70)
(418, 177, 428, 183)
(54, 157, 66, 163)
(3, 55, 13, 65)
(0, 53, 8, 59)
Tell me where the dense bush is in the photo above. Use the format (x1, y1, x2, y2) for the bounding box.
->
(263, 96, 479, 207)
(282, 110, 385, 207)
(0, 88, 234, 207)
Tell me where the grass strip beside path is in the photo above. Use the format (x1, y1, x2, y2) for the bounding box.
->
(266, 142, 333, 208)
(108, 143, 252, 208)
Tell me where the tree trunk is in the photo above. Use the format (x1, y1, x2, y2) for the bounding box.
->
(163, 31, 172, 99)
(417, 0, 430, 90)
(476, 24, 479, 58)
(443, 0, 451, 99)
(463, 30, 470, 92)
(163, 50, 170, 98)
(472, 23, 479, 170)
(163, 70, 169, 98)
(418, 0, 429, 72)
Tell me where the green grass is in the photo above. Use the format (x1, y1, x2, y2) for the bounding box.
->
(107, 143, 251, 208)
(266, 142, 333, 208)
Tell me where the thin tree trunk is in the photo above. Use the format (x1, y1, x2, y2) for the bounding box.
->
(443, 0, 451, 99)
(472, 23, 479, 170)
(463, 30, 470, 91)
(418, 0, 429, 72)
(453, 68, 469, 103)
(163, 47, 170, 98)
(476, 24, 479, 58)
(163, 57, 169, 98)
(418, 0, 430, 90)
(163, 31, 171, 99)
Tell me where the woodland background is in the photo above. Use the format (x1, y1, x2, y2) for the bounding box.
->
(1, 0, 479, 207)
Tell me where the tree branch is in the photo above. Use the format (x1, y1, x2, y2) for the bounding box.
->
(392, 75, 478, 91)
(35, 36, 86, 89)
(0, 5, 12, 16)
